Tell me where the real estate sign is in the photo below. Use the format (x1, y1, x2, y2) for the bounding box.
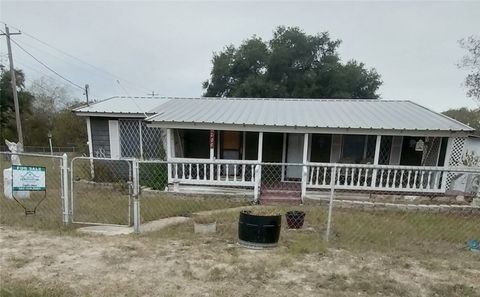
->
(12, 165, 46, 191)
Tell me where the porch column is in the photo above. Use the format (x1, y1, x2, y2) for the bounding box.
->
(210, 130, 215, 179)
(254, 132, 263, 202)
(301, 133, 309, 200)
(257, 132, 263, 161)
(166, 128, 172, 183)
(86, 117, 94, 179)
(372, 135, 382, 187)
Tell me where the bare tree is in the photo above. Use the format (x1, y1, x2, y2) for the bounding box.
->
(458, 36, 480, 106)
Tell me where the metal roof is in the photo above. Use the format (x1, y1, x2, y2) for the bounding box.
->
(145, 98, 474, 133)
(73, 96, 169, 116)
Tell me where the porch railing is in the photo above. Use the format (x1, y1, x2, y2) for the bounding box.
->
(169, 158, 259, 188)
(305, 163, 450, 193)
(165, 158, 478, 201)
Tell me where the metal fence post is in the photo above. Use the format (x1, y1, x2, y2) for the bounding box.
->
(301, 165, 307, 202)
(62, 153, 71, 224)
(132, 159, 140, 234)
(253, 164, 261, 203)
(325, 166, 337, 241)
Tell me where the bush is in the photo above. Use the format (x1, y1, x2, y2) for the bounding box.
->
(139, 163, 168, 190)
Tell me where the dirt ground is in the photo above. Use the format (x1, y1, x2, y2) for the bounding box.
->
(1, 227, 479, 297)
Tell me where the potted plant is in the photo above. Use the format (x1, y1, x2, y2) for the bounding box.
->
(193, 215, 217, 234)
(285, 210, 306, 229)
(238, 209, 282, 249)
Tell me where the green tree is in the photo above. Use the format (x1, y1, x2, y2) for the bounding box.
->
(0, 69, 34, 143)
(458, 36, 480, 106)
(203, 26, 382, 98)
(443, 107, 480, 136)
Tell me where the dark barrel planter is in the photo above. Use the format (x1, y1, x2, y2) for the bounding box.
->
(285, 211, 306, 229)
(238, 210, 282, 249)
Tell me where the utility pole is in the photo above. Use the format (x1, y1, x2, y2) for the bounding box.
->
(1, 25, 23, 148)
(84, 84, 90, 105)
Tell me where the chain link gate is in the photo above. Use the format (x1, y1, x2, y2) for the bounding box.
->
(70, 157, 135, 226)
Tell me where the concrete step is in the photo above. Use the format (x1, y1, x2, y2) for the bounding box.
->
(261, 189, 301, 197)
(259, 195, 302, 205)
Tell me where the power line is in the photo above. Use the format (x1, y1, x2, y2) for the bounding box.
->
(2, 22, 152, 94)
(7, 35, 84, 90)
(15, 57, 80, 90)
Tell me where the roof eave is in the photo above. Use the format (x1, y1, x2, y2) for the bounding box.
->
(146, 121, 473, 137)
(75, 111, 154, 118)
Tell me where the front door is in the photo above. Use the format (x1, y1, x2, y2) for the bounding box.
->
(286, 134, 304, 179)
(222, 131, 241, 160)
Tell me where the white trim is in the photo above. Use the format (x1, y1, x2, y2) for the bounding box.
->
(217, 130, 221, 159)
(146, 122, 471, 137)
(86, 117, 93, 159)
(166, 129, 172, 183)
(373, 135, 381, 165)
(301, 133, 309, 199)
(257, 132, 263, 162)
(76, 112, 152, 118)
(86, 117, 95, 179)
(108, 120, 121, 159)
(303, 133, 309, 163)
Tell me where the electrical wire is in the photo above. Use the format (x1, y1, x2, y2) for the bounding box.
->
(8, 36, 84, 90)
(15, 57, 80, 90)
(2, 22, 152, 94)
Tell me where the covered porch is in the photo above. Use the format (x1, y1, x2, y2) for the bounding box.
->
(164, 128, 456, 201)
(144, 97, 473, 202)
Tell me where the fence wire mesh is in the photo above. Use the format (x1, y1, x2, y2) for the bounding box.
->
(303, 164, 480, 255)
(0, 152, 65, 229)
(71, 157, 133, 226)
(1, 152, 478, 256)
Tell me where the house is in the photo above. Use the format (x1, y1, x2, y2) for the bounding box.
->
(74, 97, 476, 202)
(73, 96, 169, 160)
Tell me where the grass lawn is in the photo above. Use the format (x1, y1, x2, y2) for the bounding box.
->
(149, 204, 480, 258)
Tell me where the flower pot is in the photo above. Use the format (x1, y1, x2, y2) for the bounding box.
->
(238, 210, 281, 249)
(285, 211, 306, 229)
(194, 222, 216, 234)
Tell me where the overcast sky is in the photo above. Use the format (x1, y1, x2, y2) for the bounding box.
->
(1, 1, 479, 112)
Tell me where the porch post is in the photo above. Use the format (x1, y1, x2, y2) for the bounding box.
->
(372, 135, 382, 187)
(86, 116, 94, 179)
(166, 128, 172, 184)
(257, 132, 263, 161)
(210, 130, 215, 179)
(301, 133, 309, 201)
(254, 132, 263, 202)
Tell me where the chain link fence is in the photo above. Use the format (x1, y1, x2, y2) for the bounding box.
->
(1, 153, 479, 255)
(70, 157, 134, 226)
(0, 152, 67, 229)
